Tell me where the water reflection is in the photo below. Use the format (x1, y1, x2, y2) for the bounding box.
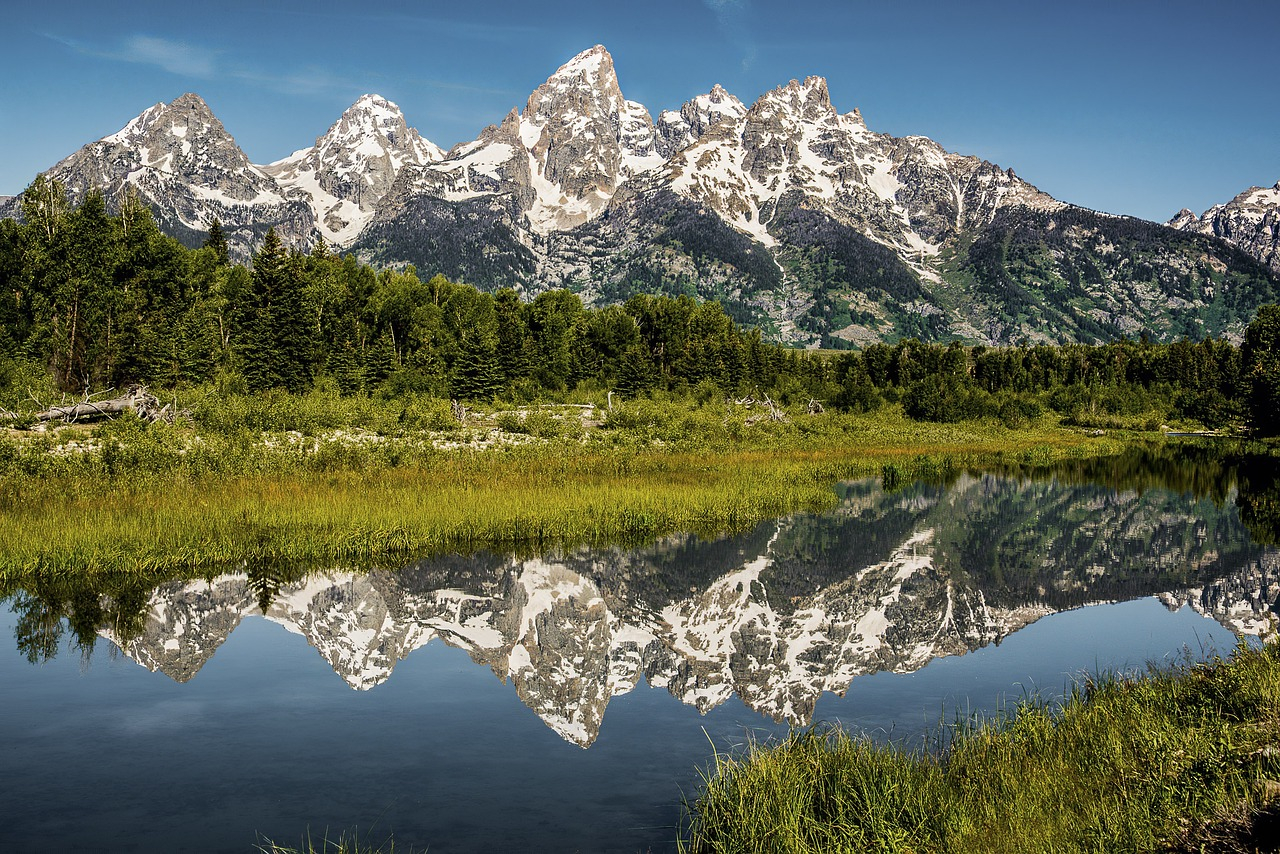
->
(7, 443, 1280, 747)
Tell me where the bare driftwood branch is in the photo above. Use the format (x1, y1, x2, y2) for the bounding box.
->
(21, 385, 185, 425)
(762, 392, 787, 422)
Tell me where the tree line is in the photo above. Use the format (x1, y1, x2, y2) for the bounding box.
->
(0, 178, 798, 402)
(4, 178, 1280, 434)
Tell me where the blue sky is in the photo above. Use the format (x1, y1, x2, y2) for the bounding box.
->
(2, 0, 1277, 222)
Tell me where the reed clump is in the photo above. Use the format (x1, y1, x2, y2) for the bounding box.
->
(681, 640, 1280, 853)
(256, 828, 408, 854)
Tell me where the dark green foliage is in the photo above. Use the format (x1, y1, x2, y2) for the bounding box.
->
(450, 334, 503, 401)
(1242, 304, 1280, 436)
(901, 374, 981, 422)
(0, 183, 1277, 433)
(961, 206, 1280, 344)
(203, 217, 230, 266)
(614, 343, 657, 399)
(239, 228, 314, 393)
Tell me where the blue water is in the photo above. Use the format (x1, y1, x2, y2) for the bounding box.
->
(0, 596, 1240, 853)
(4, 451, 1276, 852)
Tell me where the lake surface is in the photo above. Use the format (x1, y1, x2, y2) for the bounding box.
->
(3, 443, 1278, 853)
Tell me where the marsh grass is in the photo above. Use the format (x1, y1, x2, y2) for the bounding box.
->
(681, 641, 1280, 853)
(255, 828, 408, 854)
(0, 401, 1125, 583)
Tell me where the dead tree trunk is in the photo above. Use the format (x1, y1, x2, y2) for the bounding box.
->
(26, 386, 179, 425)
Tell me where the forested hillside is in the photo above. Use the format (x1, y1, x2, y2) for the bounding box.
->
(6, 180, 1280, 436)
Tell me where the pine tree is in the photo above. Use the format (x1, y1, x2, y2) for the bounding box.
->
(363, 330, 395, 389)
(240, 228, 313, 392)
(451, 333, 503, 400)
(494, 288, 531, 388)
(203, 218, 230, 266)
(614, 343, 657, 399)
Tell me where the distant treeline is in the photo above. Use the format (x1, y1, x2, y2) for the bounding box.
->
(4, 179, 1280, 433)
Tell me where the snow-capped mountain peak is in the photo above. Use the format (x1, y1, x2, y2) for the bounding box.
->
(264, 93, 444, 246)
(514, 44, 664, 230)
(1170, 178, 1280, 273)
(656, 84, 748, 154)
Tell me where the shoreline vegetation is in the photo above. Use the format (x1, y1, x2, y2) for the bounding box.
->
(682, 641, 1280, 854)
(0, 393, 1131, 585)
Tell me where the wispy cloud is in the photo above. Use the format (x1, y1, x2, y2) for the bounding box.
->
(228, 65, 356, 99)
(122, 35, 219, 77)
(49, 32, 220, 78)
(702, 0, 757, 70)
(47, 32, 363, 99)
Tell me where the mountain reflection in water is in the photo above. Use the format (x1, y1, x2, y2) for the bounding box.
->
(11, 444, 1279, 748)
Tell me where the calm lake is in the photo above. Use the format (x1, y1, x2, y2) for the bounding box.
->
(3, 443, 1278, 853)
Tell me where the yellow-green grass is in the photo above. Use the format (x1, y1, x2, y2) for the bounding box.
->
(0, 409, 1127, 584)
(681, 641, 1280, 853)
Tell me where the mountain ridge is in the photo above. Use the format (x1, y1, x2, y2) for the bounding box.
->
(5, 45, 1278, 346)
(1170, 180, 1280, 274)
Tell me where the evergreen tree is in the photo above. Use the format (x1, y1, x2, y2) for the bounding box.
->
(240, 228, 313, 392)
(614, 343, 657, 398)
(494, 288, 531, 388)
(450, 333, 503, 400)
(1242, 304, 1280, 436)
(203, 218, 230, 266)
(363, 329, 395, 389)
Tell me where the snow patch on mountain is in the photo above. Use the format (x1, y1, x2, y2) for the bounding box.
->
(264, 94, 444, 246)
(1170, 180, 1280, 273)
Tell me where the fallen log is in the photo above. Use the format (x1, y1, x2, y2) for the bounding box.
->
(28, 386, 181, 425)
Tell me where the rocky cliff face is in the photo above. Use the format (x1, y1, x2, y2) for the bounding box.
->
(98, 474, 1278, 747)
(26, 93, 316, 259)
(263, 94, 444, 247)
(1170, 181, 1280, 274)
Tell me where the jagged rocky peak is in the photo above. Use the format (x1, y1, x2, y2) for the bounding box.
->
(315, 94, 443, 167)
(517, 44, 664, 230)
(97, 92, 268, 195)
(265, 93, 444, 246)
(656, 83, 748, 154)
(735, 75, 867, 187)
(107, 92, 217, 144)
(1169, 207, 1200, 230)
(524, 45, 625, 124)
(1169, 179, 1280, 273)
(751, 76, 840, 124)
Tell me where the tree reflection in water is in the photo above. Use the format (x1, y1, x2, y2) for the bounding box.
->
(4, 440, 1278, 745)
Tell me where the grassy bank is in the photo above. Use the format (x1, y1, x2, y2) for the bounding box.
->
(0, 400, 1127, 583)
(682, 641, 1280, 853)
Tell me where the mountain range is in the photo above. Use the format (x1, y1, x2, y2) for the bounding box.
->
(6, 45, 1279, 346)
(92, 472, 1279, 747)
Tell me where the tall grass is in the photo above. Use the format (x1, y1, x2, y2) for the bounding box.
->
(0, 401, 1127, 583)
(682, 641, 1280, 853)
(255, 828, 407, 854)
